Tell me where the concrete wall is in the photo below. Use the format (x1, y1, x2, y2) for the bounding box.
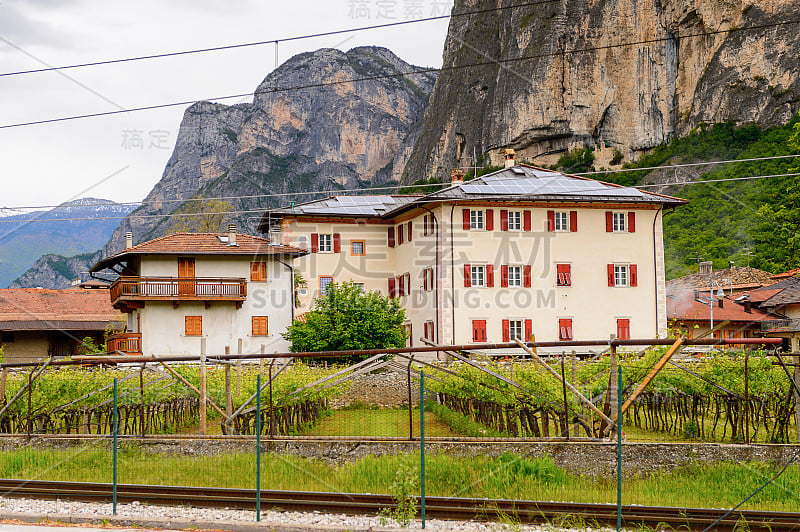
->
(0, 331, 49, 362)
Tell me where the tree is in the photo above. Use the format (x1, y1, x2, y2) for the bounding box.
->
(168, 198, 233, 233)
(283, 281, 407, 356)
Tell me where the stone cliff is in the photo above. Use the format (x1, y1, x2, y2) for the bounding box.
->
(402, 0, 800, 180)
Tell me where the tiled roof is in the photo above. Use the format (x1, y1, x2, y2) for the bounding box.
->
(666, 290, 777, 323)
(0, 288, 122, 330)
(742, 277, 800, 307)
(770, 268, 800, 280)
(91, 233, 307, 272)
(666, 267, 774, 291)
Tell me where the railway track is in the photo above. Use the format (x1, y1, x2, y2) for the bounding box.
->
(0, 479, 797, 531)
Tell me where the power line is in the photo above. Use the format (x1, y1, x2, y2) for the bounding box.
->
(2, 170, 797, 224)
(0, 1, 558, 78)
(2, 18, 798, 130)
(576, 154, 800, 176)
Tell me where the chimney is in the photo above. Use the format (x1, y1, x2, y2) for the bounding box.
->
(729, 261, 735, 270)
(70, 278, 81, 287)
(699, 261, 712, 276)
(718, 298, 723, 308)
(450, 168, 465, 183)
(744, 300, 752, 313)
(503, 148, 516, 169)
(125, 231, 133, 249)
(227, 223, 238, 246)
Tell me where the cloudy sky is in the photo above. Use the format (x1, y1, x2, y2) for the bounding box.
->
(0, 0, 453, 210)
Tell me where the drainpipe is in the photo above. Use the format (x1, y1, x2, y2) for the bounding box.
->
(276, 258, 295, 322)
(655, 206, 668, 337)
(419, 206, 440, 344)
(450, 203, 457, 345)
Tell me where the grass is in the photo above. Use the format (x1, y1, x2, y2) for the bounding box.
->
(301, 407, 462, 438)
(2, 448, 798, 512)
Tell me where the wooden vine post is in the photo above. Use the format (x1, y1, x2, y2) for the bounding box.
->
(199, 338, 207, 435)
(225, 346, 233, 418)
(793, 335, 800, 443)
(236, 339, 243, 396)
(139, 365, 145, 437)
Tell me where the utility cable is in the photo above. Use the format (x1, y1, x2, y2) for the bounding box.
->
(2, 19, 798, 130)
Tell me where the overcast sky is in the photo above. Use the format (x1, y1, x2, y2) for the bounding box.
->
(0, 0, 453, 210)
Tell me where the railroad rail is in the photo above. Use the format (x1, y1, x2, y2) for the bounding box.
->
(0, 479, 797, 531)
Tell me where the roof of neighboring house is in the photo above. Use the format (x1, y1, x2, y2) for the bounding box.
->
(257, 164, 687, 230)
(754, 277, 800, 307)
(0, 288, 122, 331)
(666, 290, 777, 323)
(770, 268, 800, 280)
(91, 232, 307, 272)
(666, 267, 774, 291)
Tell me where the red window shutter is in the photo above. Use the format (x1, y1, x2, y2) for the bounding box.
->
(388, 278, 396, 298)
(398, 225, 404, 245)
(559, 319, 572, 340)
(463, 209, 471, 230)
(605, 211, 613, 232)
(570, 211, 578, 232)
(607, 264, 615, 286)
(547, 210, 555, 232)
(557, 264, 571, 286)
(617, 319, 630, 340)
(388, 226, 395, 247)
(464, 264, 471, 288)
(406, 273, 411, 294)
(423, 269, 428, 291)
(310, 233, 319, 253)
(407, 221, 413, 242)
(501, 265, 509, 287)
(630, 264, 638, 287)
(523, 265, 532, 288)
(628, 212, 636, 233)
(398, 275, 405, 296)
(525, 319, 532, 341)
(486, 264, 494, 287)
(485, 209, 494, 230)
(333, 233, 341, 253)
(502, 319, 510, 342)
(523, 210, 532, 232)
(500, 210, 508, 231)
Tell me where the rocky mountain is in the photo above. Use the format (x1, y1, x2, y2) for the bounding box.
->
(102, 46, 435, 256)
(402, 0, 800, 181)
(2, 199, 135, 288)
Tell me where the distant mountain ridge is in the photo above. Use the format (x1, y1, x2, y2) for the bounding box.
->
(2, 199, 135, 288)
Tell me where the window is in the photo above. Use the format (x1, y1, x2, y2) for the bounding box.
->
(554, 211, 569, 231)
(404, 323, 413, 347)
(388, 277, 396, 298)
(252, 316, 269, 336)
(351, 240, 365, 255)
(507, 211, 522, 231)
(556, 263, 572, 286)
(472, 320, 487, 342)
(423, 267, 434, 291)
(423, 214, 435, 236)
(398, 225, 405, 245)
(508, 320, 524, 341)
(547, 210, 577, 232)
(320, 276, 333, 295)
(559, 319, 573, 340)
(319, 234, 333, 252)
(398, 274, 405, 296)
(502, 319, 532, 342)
(616, 319, 630, 340)
(424, 321, 435, 341)
(470, 210, 484, 230)
(250, 262, 267, 281)
(608, 264, 638, 287)
(471, 265, 485, 287)
(507, 266, 522, 287)
(614, 265, 628, 287)
(612, 212, 626, 232)
(185, 316, 202, 336)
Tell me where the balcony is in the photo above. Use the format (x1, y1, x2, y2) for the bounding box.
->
(761, 319, 800, 333)
(110, 276, 247, 310)
(107, 333, 142, 355)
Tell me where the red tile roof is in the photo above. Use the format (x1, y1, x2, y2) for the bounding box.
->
(770, 268, 800, 280)
(0, 288, 122, 330)
(666, 290, 777, 323)
(91, 233, 307, 272)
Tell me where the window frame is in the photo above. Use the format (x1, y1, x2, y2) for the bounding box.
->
(252, 316, 269, 336)
(507, 265, 522, 287)
(553, 211, 569, 231)
(471, 264, 486, 287)
(318, 234, 333, 253)
(614, 264, 629, 287)
(612, 212, 627, 232)
(351, 240, 365, 256)
(470, 209, 485, 230)
(319, 275, 334, 295)
(508, 319, 524, 341)
(507, 211, 522, 231)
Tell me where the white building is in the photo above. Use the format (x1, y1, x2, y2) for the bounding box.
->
(90, 229, 306, 356)
(258, 163, 686, 350)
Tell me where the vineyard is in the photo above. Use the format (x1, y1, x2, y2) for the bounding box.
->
(0, 363, 347, 436)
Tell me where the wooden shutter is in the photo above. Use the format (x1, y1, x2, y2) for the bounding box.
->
(485, 209, 494, 230)
(570, 211, 578, 232)
(388, 278, 396, 298)
(185, 316, 202, 336)
(486, 265, 494, 287)
(605, 212, 613, 232)
(558, 318, 573, 340)
(398, 275, 405, 296)
(252, 316, 268, 336)
(311, 233, 319, 253)
(333, 233, 341, 253)
(607, 264, 615, 286)
(617, 319, 630, 340)
(250, 262, 266, 281)
(628, 212, 636, 233)
(501, 265, 509, 287)
(523, 210, 531, 231)
(423, 268, 428, 291)
(388, 226, 395, 248)
(547, 210, 555, 232)
(463, 264, 471, 287)
(524, 319, 532, 342)
(630, 264, 638, 287)
(406, 273, 411, 294)
(500, 210, 508, 231)
(463, 209, 471, 230)
(398, 225, 404, 245)
(473, 320, 486, 342)
(407, 221, 412, 242)
(557, 264, 571, 286)
(502, 319, 510, 342)
(523, 265, 532, 288)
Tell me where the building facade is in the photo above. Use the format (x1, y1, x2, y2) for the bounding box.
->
(259, 164, 686, 349)
(90, 230, 306, 356)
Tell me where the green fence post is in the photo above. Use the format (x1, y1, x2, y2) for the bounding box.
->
(113, 377, 118, 516)
(616, 364, 622, 531)
(420, 369, 426, 529)
(256, 373, 262, 522)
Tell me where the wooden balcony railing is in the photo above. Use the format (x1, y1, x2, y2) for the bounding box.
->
(110, 276, 247, 307)
(761, 319, 800, 332)
(106, 333, 142, 355)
